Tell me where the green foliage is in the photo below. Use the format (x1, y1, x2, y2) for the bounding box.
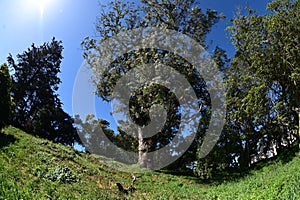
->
(194, 161, 213, 180)
(82, 0, 223, 170)
(223, 0, 300, 171)
(43, 165, 79, 183)
(7, 38, 79, 145)
(0, 64, 13, 131)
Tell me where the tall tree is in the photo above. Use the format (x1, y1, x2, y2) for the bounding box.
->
(7, 38, 79, 146)
(0, 63, 13, 131)
(82, 0, 223, 169)
(226, 0, 300, 168)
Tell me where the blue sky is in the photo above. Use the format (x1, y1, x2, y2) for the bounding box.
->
(0, 0, 271, 125)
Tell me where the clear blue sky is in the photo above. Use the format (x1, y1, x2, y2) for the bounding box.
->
(0, 0, 271, 124)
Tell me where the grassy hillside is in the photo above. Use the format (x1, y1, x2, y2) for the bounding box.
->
(0, 127, 300, 199)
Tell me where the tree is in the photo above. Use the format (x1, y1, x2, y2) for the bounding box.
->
(75, 114, 138, 164)
(82, 0, 223, 169)
(226, 0, 300, 168)
(0, 63, 13, 131)
(7, 38, 79, 146)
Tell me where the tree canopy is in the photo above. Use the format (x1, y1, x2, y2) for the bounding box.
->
(8, 38, 79, 146)
(81, 0, 224, 170)
(193, 0, 300, 178)
(224, 0, 300, 168)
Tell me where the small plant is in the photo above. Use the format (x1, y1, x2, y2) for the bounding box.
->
(44, 165, 78, 184)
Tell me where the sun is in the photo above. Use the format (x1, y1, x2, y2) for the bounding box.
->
(30, 0, 47, 17)
(26, 0, 53, 19)
(38, 0, 46, 17)
(14, 0, 59, 23)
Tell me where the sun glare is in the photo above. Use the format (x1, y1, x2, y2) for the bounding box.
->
(33, 0, 46, 17)
(39, 0, 46, 17)
(25, 0, 54, 19)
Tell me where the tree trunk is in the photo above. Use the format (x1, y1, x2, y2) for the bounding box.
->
(138, 127, 152, 168)
(240, 140, 250, 170)
(298, 111, 300, 152)
(293, 87, 300, 153)
(296, 108, 300, 152)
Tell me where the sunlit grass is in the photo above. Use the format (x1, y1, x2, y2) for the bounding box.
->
(0, 126, 300, 199)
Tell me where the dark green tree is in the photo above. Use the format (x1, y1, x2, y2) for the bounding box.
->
(0, 63, 13, 131)
(82, 0, 224, 169)
(226, 0, 300, 169)
(7, 38, 79, 146)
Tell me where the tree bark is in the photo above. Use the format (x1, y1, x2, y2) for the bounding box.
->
(296, 108, 300, 152)
(138, 126, 152, 168)
(240, 139, 250, 170)
(293, 87, 300, 153)
(297, 109, 300, 152)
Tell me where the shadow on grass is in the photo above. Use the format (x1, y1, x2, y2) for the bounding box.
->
(0, 131, 17, 149)
(157, 169, 195, 177)
(156, 169, 204, 184)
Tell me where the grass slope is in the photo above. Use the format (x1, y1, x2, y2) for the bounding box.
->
(0, 127, 300, 199)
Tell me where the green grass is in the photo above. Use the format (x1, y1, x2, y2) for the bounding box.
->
(204, 147, 300, 200)
(0, 126, 300, 199)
